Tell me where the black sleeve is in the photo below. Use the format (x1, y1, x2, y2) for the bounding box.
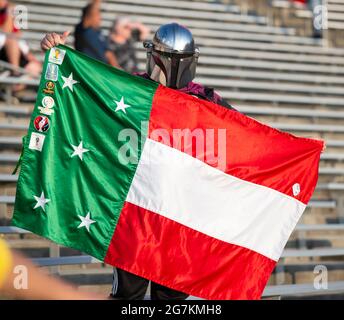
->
(216, 97, 237, 111)
(203, 87, 237, 112)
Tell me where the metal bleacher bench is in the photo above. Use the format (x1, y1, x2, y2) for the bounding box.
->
(188, 47, 344, 64)
(0, 137, 22, 146)
(25, 20, 319, 46)
(0, 105, 31, 115)
(195, 78, 344, 95)
(195, 67, 344, 84)
(0, 174, 18, 182)
(218, 91, 344, 106)
(17, 0, 341, 48)
(274, 0, 344, 31)
(19, 0, 268, 24)
(0, 77, 39, 103)
(262, 281, 344, 298)
(25, 31, 344, 57)
(237, 106, 344, 118)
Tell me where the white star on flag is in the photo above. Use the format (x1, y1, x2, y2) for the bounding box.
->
(33, 191, 50, 212)
(62, 72, 78, 92)
(71, 141, 89, 161)
(78, 212, 96, 232)
(114, 96, 131, 114)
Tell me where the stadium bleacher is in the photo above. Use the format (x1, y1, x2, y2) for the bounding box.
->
(1, 0, 344, 299)
(269, 0, 344, 46)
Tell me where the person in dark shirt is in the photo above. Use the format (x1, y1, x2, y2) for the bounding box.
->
(74, 0, 119, 67)
(41, 23, 234, 301)
(107, 17, 149, 73)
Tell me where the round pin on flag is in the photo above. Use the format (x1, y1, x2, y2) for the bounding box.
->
(34, 116, 50, 133)
(42, 96, 55, 109)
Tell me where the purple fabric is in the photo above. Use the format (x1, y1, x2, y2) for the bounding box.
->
(134, 72, 223, 105)
(178, 81, 223, 105)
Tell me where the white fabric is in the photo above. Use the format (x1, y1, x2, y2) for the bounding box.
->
(126, 138, 306, 261)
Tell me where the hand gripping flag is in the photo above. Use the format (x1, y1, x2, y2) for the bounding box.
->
(12, 45, 324, 300)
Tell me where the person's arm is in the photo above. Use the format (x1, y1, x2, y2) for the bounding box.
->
(92, 0, 101, 10)
(0, 242, 100, 300)
(129, 22, 150, 41)
(0, 3, 15, 33)
(41, 32, 120, 68)
(41, 31, 70, 51)
(105, 50, 120, 68)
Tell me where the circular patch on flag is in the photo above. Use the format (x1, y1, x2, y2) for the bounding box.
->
(46, 81, 55, 90)
(42, 96, 55, 109)
(34, 116, 50, 133)
(42, 81, 55, 95)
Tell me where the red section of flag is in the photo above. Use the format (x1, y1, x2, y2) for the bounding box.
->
(105, 201, 276, 300)
(149, 85, 323, 204)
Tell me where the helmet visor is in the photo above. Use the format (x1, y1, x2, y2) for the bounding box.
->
(149, 49, 197, 89)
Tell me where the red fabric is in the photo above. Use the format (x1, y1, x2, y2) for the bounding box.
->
(104, 85, 322, 300)
(149, 85, 324, 204)
(105, 201, 276, 300)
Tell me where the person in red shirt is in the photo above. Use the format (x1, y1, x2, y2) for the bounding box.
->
(0, 0, 21, 70)
(0, 0, 41, 89)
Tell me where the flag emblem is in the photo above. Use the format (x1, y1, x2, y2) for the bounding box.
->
(28, 132, 46, 152)
(45, 63, 59, 82)
(38, 97, 55, 116)
(42, 81, 55, 95)
(48, 47, 66, 65)
(33, 116, 50, 133)
(42, 96, 55, 109)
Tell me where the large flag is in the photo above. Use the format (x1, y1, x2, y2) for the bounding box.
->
(13, 45, 323, 300)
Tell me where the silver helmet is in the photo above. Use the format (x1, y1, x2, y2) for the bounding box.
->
(144, 23, 199, 89)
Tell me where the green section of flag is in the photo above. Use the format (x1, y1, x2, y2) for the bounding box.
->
(12, 45, 158, 260)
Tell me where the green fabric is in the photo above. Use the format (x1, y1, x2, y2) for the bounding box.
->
(12, 45, 158, 260)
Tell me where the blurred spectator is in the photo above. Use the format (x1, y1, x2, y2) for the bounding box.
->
(0, 238, 100, 299)
(0, 0, 41, 80)
(74, 0, 119, 67)
(108, 17, 150, 73)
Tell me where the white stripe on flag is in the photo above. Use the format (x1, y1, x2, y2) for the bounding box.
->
(127, 138, 306, 261)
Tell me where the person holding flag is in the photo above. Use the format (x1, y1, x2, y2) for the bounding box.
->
(40, 22, 234, 300)
(10, 16, 323, 300)
(26, 19, 322, 301)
